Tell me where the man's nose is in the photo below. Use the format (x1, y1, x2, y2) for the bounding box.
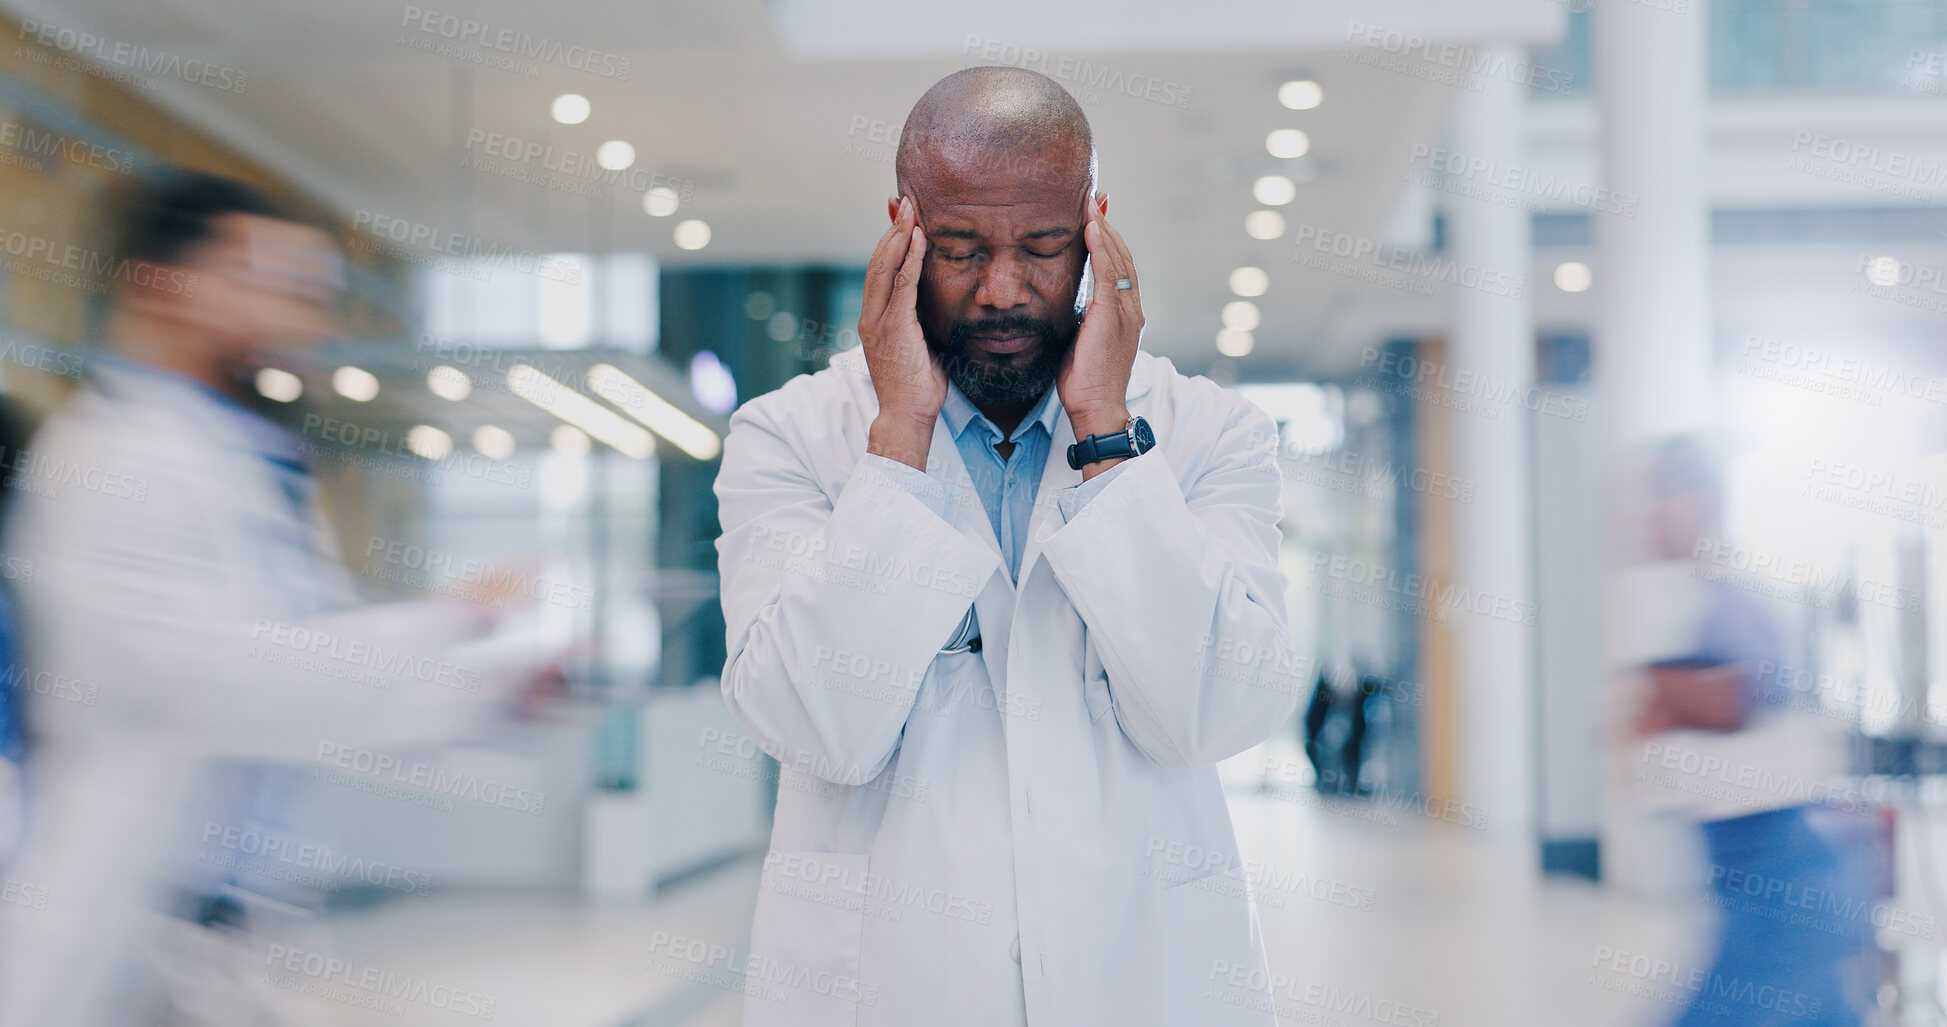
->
(973, 252, 1030, 310)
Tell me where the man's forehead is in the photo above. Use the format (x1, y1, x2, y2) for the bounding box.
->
(911, 168, 1087, 230)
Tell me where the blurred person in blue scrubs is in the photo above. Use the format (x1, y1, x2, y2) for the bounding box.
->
(0, 169, 558, 1027)
(1630, 437, 1870, 1027)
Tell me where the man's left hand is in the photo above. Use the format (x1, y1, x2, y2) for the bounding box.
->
(1059, 195, 1143, 460)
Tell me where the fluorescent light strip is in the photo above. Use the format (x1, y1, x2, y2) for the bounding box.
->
(586, 363, 723, 460)
(506, 364, 655, 460)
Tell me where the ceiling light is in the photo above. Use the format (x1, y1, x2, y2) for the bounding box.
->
(551, 94, 591, 125)
(1245, 210, 1286, 240)
(255, 367, 302, 403)
(643, 186, 680, 217)
(1553, 261, 1593, 293)
(1222, 300, 1261, 332)
(1216, 328, 1255, 357)
(1229, 267, 1269, 297)
(1279, 80, 1323, 110)
(597, 140, 635, 171)
(473, 425, 516, 460)
(427, 365, 472, 401)
(674, 219, 711, 250)
(332, 366, 379, 402)
(1266, 129, 1311, 159)
(1253, 175, 1296, 206)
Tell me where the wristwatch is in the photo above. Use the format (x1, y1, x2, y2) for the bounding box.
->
(1067, 415, 1155, 470)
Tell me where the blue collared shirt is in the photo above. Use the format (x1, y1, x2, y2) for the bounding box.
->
(862, 382, 1132, 585)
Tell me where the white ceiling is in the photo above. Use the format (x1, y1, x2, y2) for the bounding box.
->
(1, 0, 1570, 377)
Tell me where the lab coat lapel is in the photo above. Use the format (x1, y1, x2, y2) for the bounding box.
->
(1015, 354, 1155, 596)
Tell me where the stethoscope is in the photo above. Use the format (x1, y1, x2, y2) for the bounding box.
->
(939, 606, 981, 654)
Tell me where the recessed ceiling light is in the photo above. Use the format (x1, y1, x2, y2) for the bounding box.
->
(1245, 210, 1287, 240)
(674, 219, 711, 250)
(1229, 266, 1269, 297)
(1222, 300, 1261, 332)
(1252, 175, 1296, 206)
(255, 367, 302, 402)
(427, 365, 472, 401)
(1553, 261, 1593, 293)
(1267, 129, 1311, 159)
(597, 140, 636, 171)
(332, 366, 379, 402)
(551, 94, 591, 125)
(1279, 80, 1323, 110)
(643, 186, 680, 217)
(406, 425, 453, 461)
(473, 425, 516, 460)
(1216, 328, 1255, 357)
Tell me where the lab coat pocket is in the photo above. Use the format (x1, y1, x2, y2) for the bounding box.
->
(1161, 863, 1264, 1026)
(745, 850, 872, 1027)
(1082, 631, 1114, 724)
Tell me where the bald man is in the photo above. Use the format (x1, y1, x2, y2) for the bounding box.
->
(715, 67, 1302, 1027)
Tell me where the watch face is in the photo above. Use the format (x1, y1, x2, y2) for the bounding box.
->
(1129, 416, 1155, 453)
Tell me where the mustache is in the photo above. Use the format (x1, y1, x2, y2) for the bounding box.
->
(943, 313, 1060, 351)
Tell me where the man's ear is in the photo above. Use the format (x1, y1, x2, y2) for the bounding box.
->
(1094, 191, 1109, 217)
(887, 196, 901, 224)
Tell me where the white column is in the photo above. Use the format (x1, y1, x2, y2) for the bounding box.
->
(1594, 0, 1715, 894)
(1445, 43, 1537, 846)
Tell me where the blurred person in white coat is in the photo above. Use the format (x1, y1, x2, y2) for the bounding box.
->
(715, 69, 1303, 1027)
(0, 170, 554, 1027)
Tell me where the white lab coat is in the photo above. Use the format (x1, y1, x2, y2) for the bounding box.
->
(715, 346, 1302, 1027)
(0, 362, 536, 1027)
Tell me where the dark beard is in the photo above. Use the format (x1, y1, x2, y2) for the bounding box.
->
(926, 312, 1077, 406)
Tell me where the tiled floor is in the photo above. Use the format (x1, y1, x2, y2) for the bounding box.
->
(302, 758, 1714, 1027)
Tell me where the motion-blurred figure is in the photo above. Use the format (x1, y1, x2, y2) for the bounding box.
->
(0, 170, 553, 1027)
(1630, 437, 1869, 1027)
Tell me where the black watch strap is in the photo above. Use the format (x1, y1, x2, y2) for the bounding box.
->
(1067, 416, 1153, 470)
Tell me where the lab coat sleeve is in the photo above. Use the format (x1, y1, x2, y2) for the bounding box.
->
(714, 398, 1002, 785)
(1040, 399, 1301, 769)
(4, 451, 536, 763)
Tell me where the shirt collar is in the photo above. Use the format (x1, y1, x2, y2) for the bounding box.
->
(88, 351, 309, 468)
(941, 379, 1062, 445)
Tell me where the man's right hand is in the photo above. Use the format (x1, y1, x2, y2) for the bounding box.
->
(860, 195, 945, 470)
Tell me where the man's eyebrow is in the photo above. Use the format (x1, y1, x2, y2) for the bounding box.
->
(1020, 227, 1074, 241)
(926, 226, 982, 240)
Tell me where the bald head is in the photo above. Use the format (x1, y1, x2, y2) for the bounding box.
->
(895, 66, 1095, 203)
